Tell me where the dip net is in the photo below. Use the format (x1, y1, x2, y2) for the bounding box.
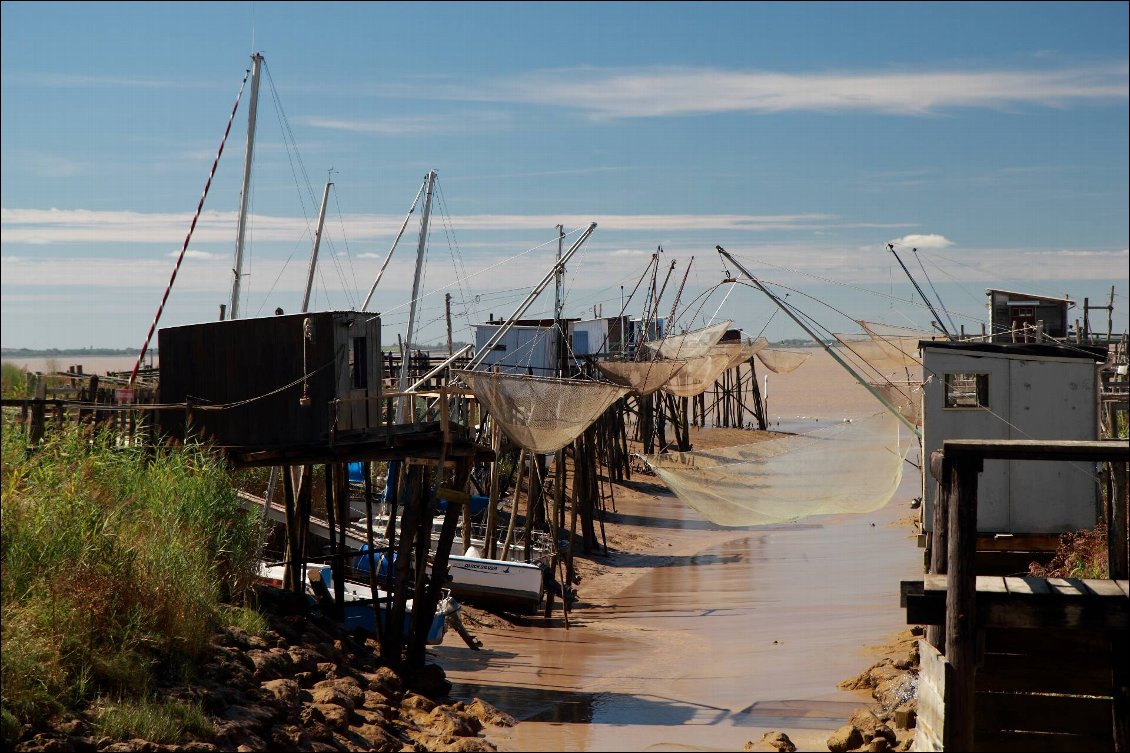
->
(644, 411, 907, 526)
(596, 359, 688, 397)
(456, 370, 628, 453)
(857, 320, 934, 368)
(868, 380, 923, 426)
(661, 338, 770, 397)
(756, 348, 811, 374)
(645, 320, 732, 360)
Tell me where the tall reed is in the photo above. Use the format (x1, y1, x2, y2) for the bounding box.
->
(1, 419, 263, 740)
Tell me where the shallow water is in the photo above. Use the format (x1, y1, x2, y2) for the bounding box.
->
(436, 459, 923, 751)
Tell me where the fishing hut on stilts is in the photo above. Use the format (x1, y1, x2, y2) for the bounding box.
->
(156, 311, 492, 669)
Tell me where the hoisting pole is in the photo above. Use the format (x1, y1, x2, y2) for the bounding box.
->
(300, 182, 333, 313)
(717, 246, 921, 439)
(361, 175, 428, 312)
(229, 52, 263, 320)
(887, 243, 954, 340)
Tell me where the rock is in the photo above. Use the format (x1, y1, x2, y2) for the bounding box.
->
(286, 646, 323, 673)
(311, 703, 351, 730)
(425, 706, 482, 738)
(344, 724, 403, 753)
(848, 709, 895, 743)
(743, 731, 797, 751)
(892, 705, 917, 730)
(465, 699, 516, 728)
(246, 648, 294, 681)
(311, 686, 357, 713)
(400, 694, 436, 713)
(826, 723, 863, 753)
(426, 738, 496, 752)
(260, 678, 302, 710)
(365, 667, 404, 697)
(313, 678, 365, 709)
(406, 664, 450, 698)
(268, 724, 309, 750)
(866, 738, 890, 752)
(221, 704, 276, 725)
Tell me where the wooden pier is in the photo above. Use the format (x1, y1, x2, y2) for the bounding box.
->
(904, 438, 1129, 752)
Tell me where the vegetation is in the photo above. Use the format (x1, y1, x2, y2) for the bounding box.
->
(1, 362, 29, 398)
(1029, 522, 1108, 579)
(1, 420, 265, 745)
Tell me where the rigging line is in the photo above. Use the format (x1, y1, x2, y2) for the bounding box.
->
(362, 226, 587, 324)
(328, 182, 361, 310)
(912, 247, 959, 335)
(707, 275, 737, 326)
(253, 239, 306, 318)
(129, 66, 251, 386)
(434, 181, 476, 325)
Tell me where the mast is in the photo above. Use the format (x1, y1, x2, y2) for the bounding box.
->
(361, 174, 428, 312)
(555, 224, 565, 376)
(717, 246, 921, 438)
(301, 181, 332, 313)
(887, 243, 954, 340)
(229, 52, 263, 320)
(466, 223, 597, 371)
(396, 170, 437, 421)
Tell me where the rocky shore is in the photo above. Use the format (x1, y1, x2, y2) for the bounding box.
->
(10, 586, 515, 753)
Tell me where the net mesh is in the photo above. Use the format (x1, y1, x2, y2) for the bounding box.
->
(645, 320, 732, 360)
(596, 359, 688, 397)
(836, 332, 913, 373)
(857, 320, 933, 367)
(644, 411, 906, 527)
(756, 348, 811, 374)
(868, 380, 923, 426)
(724, 337, 770, 370)
(456, 370, 628, 453)
(662, 343, 743, 397)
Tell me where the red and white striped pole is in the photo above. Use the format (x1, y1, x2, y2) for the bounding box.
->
(127, 69, 251, 388)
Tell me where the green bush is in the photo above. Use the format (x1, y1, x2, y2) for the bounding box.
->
(1, 420, 263, 734)
(1, 362, 28, 398)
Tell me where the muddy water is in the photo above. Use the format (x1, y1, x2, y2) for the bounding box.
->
(437, 351, 924, 751)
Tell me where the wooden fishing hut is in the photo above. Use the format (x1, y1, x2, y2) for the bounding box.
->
(987, 288, 1073, 343)
(473, 317, 573, 376)
(157, 311, 492, 668)
(903, 337, 1128, 750)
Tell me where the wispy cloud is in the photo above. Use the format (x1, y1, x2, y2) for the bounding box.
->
(1, 71, 213, 89)
(434, 63, 1129, 119)
(296, 111, 511, 135)
(0, 207, 839, 245)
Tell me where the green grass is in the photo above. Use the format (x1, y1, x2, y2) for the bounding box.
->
(1, 362, 29, 398)
(93, 697, 213, 743)
(1, 419, 264, 743)
(221, 605, 269, 638)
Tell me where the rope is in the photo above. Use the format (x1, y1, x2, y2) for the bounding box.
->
(128, 68, 250, 387)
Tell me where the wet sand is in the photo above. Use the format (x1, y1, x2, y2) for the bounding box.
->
(436, 350, 925, 751)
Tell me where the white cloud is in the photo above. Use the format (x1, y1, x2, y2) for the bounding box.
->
(889, 234, 955, 249)
(441, 63, 1129, 119)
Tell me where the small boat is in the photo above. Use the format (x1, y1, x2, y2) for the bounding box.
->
(443, 548, 546, 614)
(257, 563, 448, 645)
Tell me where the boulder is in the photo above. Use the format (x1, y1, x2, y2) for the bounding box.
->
(465, 699, 516, 728)
(826, 723, 863, 753)
(743, 731, 797, 752)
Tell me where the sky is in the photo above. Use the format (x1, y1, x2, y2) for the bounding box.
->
(2, 1, 1127, 352)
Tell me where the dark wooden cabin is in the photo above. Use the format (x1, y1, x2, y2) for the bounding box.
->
(987, 288, 1073, 342)
(158, 311, 383, 454)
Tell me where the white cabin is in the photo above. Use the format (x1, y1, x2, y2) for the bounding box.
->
(921, 341, 1105, 534)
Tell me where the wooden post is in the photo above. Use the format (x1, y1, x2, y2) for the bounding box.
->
(30, 376, 47, 444)
(944, 453, 982, 753)
(362, 462, 385, 645)
(384, 464, 422, 663)
(500, 448, 526, 561)
(323, 463, 341, 618)
(926, 450, 948, 650)
(484, 421, 502, 560)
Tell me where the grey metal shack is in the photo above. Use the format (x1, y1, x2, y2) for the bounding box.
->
(921, 340, 1105, 533)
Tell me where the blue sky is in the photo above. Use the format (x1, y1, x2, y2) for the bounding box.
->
(2, 1, 1127, 350)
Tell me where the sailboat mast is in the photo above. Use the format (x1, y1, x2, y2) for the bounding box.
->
(717, 246, 921, 438)
(301, 181, 332, 313)
(229, 52, 263, 320)
(554, 224, 565, 376)
(396, 169, 437, 420)
(361, 175, 428, 312)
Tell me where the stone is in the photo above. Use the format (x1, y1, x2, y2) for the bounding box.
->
(867, 738, 890, 752)
(365, 667, 404, 696)
(425, 706, 482, 738)
(260, 678, 302, 710)
(826, 723, 863, 753)
(286, 647, 324, 674)
(311, 703, 351, 730)
(313, 678, 365, 709)
(743, 731, 797, 752)
(246, 648, 294, 681)
(400, 694, 436, 713)
(311, 686, 357, 713)
(465, 699, 516, 728)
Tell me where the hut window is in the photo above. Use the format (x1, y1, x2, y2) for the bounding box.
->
(351, 337, 368, 389)
(944, 372, 989, 409)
